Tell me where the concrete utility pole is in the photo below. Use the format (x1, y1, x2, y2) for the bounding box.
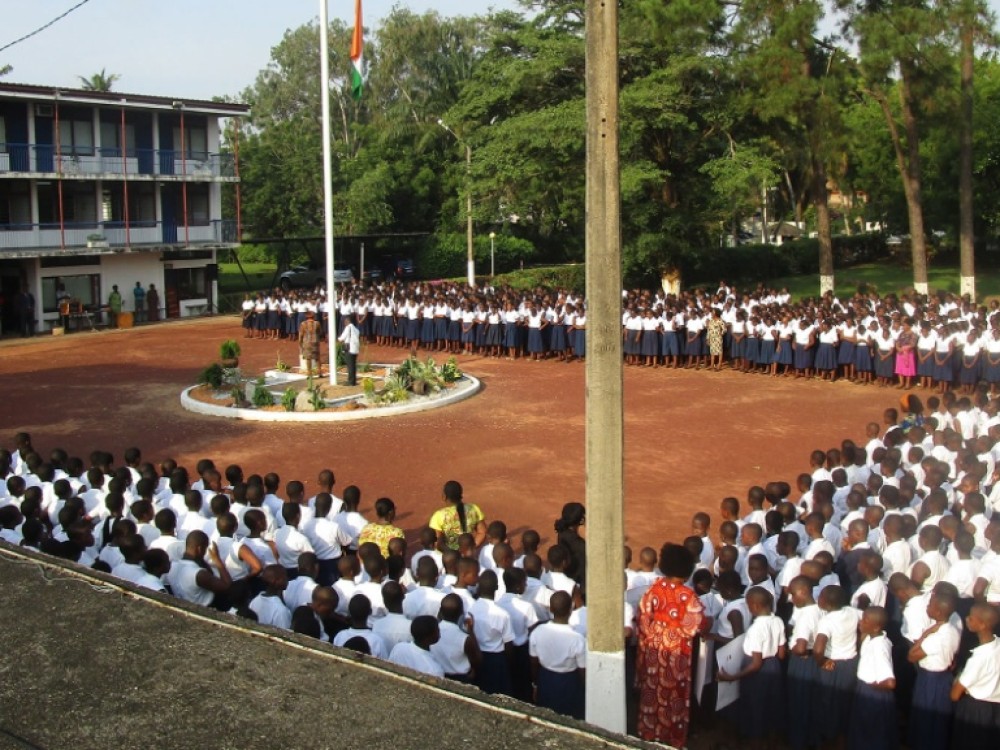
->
(437, 119, 476, 286)
(584, 0, 625, 734)
(319, 0, 338, 384)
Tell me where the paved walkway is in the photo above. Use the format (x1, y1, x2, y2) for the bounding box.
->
(0, 544, 658, 750)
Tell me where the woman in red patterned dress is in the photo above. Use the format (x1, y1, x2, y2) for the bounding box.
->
(636, 543, 706, 746)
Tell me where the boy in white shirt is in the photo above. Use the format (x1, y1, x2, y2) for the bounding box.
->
(950, 603, 1000, 747)
(528, 590, 585, 720)
(248, 565, 292, 630)
(388, 615, 445, 678)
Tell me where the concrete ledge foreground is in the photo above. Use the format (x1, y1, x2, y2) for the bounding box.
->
(0, 545, 658, 750)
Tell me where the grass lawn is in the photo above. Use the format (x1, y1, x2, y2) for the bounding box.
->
(765, 263, 1000, 301)
(219, 262, 277, 294)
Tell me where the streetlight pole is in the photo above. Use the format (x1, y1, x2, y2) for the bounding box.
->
(489, 231, 496, 278)
(437, 119, 475, 287)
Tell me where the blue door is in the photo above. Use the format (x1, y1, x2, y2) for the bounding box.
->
(161, 189, 177, 243)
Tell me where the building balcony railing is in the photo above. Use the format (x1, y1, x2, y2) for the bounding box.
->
(0, 219, 239, 251)
(0, 144, 237, 178)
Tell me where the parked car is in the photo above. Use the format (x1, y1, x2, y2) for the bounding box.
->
(381, 257, 416, 280)
(279, 263, 353, 290)
(361, 266, 383, 283)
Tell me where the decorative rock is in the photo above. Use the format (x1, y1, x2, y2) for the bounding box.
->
(244, 382, 257, 404)
(295, 391, 314, 412)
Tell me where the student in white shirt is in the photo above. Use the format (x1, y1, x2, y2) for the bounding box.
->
(332, 594, 388, 659)
(273, 503, 314, 578)
(372, 582, 413, 653)
(388, 615, 446, 678)
(949, 603, 1000, 747)
(907, 582, 963, 750)
(528, 590, 585, 720)
(431, 594, 482, 682)
(812, 585, 861, 746)
(786, 576, 822, 750)
(469, 570, 514, 696)
(847, 606, 897, 750)
(284, 553, 320, 612)
(248, 565, 292, 630)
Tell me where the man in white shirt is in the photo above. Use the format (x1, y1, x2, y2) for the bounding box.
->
(337, 314, 361, 386)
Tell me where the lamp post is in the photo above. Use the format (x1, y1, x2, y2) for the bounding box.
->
(437, 119, 475, 286)
(489, 232, 496, 278)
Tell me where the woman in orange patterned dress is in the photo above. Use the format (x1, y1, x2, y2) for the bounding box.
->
(636, 543, 706, 746)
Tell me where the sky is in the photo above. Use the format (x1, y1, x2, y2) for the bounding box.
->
(0, 0, 517, 102)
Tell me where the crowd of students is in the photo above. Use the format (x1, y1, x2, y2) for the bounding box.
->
(241, 280, 1000, 392)
(3, 383, 1000, 747)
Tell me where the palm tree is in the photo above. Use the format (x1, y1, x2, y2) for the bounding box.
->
(78, 68, 120, 92)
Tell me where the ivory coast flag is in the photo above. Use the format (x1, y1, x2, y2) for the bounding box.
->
(350, 0, 364, 101)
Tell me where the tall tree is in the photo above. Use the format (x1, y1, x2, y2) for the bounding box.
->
(840, 0, 952, 295)
(77, 68, 120, 91)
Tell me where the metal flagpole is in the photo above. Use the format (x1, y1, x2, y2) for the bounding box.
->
(319, 0, 337, 385)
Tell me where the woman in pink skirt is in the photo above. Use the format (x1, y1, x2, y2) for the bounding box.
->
(894, 317, 918, 389)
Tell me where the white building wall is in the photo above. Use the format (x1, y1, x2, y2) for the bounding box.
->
(98, 253, 164, 314)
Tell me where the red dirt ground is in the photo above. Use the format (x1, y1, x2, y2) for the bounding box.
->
(1, 316, 899, 554)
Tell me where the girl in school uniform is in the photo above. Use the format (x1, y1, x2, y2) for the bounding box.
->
(420, 299, 437, 349)
(814, 319, 839, 381)
(933, 323, 955, 393)
(266, 294, 281, 340)
(848, 606, 897, 750)
(949, 603, 1000, 748)
(730, 309, 747, 372)
(855, 321, 876, 384)
(571, 307, 586, 361)
(757, 316, 777, 373)
(786, 576, 822, 750)
(916, 320, 938, 390)
(874, 320, 897, 387)
(460, 303, 476, 355)
(640, 308, 661, 366)
(623, 308, 642, 365)
(792, 317, 816, 379)
(837, 314, 858, 381)
(983, 324, 1000, 396)
(447, 301, 462, 354)
(685, 308, 706, 369)
(812, 585, 861, 747)
(661, 306, 680, 368)
(404, 296, 421, 348)
(772, 314, 794, 377)
(485, 304, 503, 357)
(503, 303, 521, 359)
(548, 305, 568, 361)
(241, 294, 255, 338)
(433, 298, 450, 351)
(959, 328, 983, 395)
(717, 587, 786, 744)
(526, 305, 548, 361)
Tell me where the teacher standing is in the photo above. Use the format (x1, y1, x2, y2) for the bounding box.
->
(636, 543, 706, 747)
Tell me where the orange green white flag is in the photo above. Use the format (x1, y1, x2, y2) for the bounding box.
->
(350, 0, 364, 101)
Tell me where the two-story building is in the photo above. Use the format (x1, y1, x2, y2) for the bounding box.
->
(0, 82, 249, 332)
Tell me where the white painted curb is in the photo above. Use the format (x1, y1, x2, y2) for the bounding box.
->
(181, 373, 481, 422)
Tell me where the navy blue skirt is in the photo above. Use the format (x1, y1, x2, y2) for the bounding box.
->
(917, 350, 935, 377)
(504, 322, 520, 348)
(448, 319, 461, 342)
(794, 343, 815, 370)
(775, 340, 793, 365)
(685, 332, 704, 356)
(641, 330, 660, 356)
(730, 335, 746, 359)
(484, 323, 502, 346)
(475, 322, 487, 347)
(855, 345, 873, 372)
(952, 694, 1000, 749)
(744, 337, 759, 363)
(476, 650, 512, 696)
(460, 324, 475, 344)
(874, 351, 895, 378)
(420, 318, 436, 344)
(405, 318, 420, 341)
(537, 666, 584, 720)
(550, 324, 567, 351)
(434, 318, 449, 341)
(787, 655, 818, 750)
(815, 342, 837, 370)
(662, 331, 679, 356)
(838, 341, 856, 365)
(934, 353, 954, 382)
(624, 331, 641, 355)
(741, 655, 785, 739)
(758, 339, 776, 365)
(815, 656, 858, 743)
(960, 356, 981, 385)
(848, 681, 896, 750)
(573, 329, 586, 358)
(909, 667, 953, 750)
(984, 355, 1000, 384)
(527, 327, 545, 353)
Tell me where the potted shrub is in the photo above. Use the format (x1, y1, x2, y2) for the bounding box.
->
(219, 339, 241, 368)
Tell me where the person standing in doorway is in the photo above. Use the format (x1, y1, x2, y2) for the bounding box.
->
(108, 285, 122, 328)
(146, 283, 160, 322)
(15, 287, 35, 337)
(337, 314, 360, 386)
(133, 282, 146, 323)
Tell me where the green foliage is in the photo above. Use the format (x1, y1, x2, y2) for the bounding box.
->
(198, 363, 224, 390)
(281, 387, 297, 412)
(492, 265, 586, 293)
(367, 371, 411, 405)
(305, 376, 325, 411)
(219, 339, 241, 360)
(252, 378, 274, 408)
(275, 352, 290, 372)
(441, 357, 463, 383)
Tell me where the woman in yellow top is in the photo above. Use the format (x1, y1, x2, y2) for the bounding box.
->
(429, 480, 486, 550)
(358, 497, 405, 557)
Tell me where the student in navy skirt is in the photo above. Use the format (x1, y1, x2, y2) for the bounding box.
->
(758, 319, 777, 372)
(529, 591, 586, 720)
(950, 603, 1000, 749)
(640, 310, 661, 366)
(814, 320, 839, 381)
(525, 306, 547, 360)
(717, 588, 786, 741)
(983, 327, 1000, 396)
(661, 310, 679, 368)
(908, 584, 962, 750)
(772, 321, 793, 376)
(837, 317, 857, 381)
(848, 607, 897, 750)
(572, 313, 586, 360)
(813, 586, 860, 747)
(549, 309, 568, 360)
(730, 311, 747, 371)
(855, 324, 875, 384)
(623, 310, 642, 365)
(792, 319, 816, 378)
(933, 325, 956, 393)
(503, 304, 521, 358)
(959, 329, 983, 394)
(484, 306, 502, 357)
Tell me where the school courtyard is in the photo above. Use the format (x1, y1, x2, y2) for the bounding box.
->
(0, 315, 898, 748)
